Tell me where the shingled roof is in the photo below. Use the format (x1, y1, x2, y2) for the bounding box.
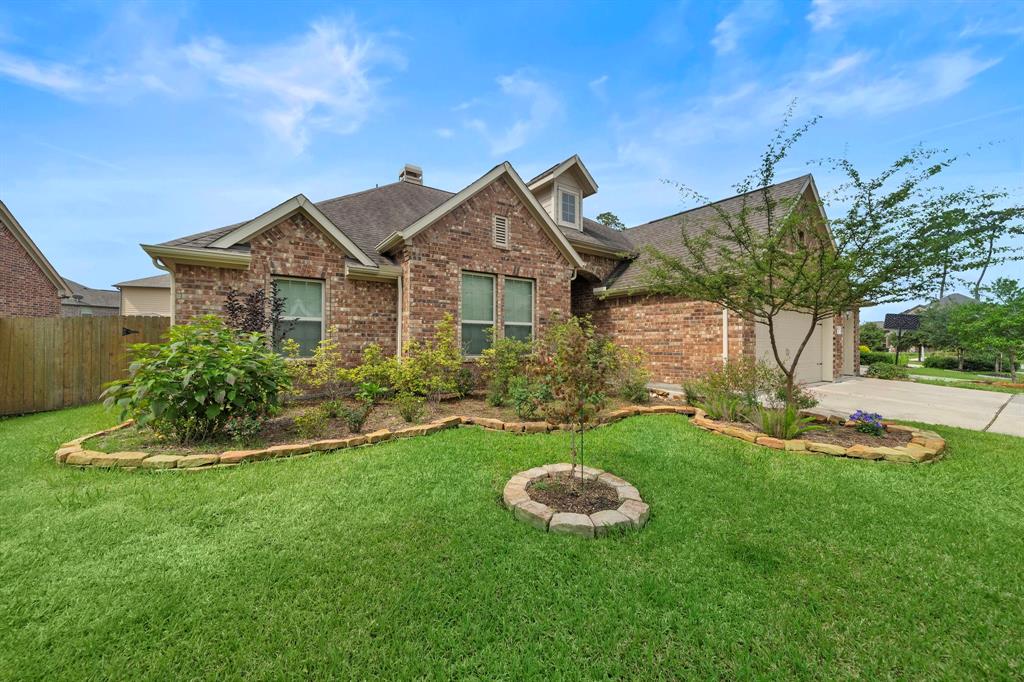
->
(159, 181, 455, 266)
(598, 174, 815, 294)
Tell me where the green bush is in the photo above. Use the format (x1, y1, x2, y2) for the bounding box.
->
(746, 405, 825, 439)
(867, 362, 909, 380)
(338, 403, 371, 433)
(508, 375, 551, 420)
(614, 346, 651, 404)
(101, 315, 291, 444)
(394, 392, 426, 423)
(392, 314, 464, 399)
(860, 350, 910, 367)
(478, 335, 534, 406)
(923, 353, 995, 372)
(772, 384, 819, 410)
(293, 406, 329, 439)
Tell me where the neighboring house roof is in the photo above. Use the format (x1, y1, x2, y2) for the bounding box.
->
(883, 313, 921, 331)
(61, 278, 120, 309)
(901, 293, 977, 314)
(0, 199, 71, 297)
(598, 174, 816, 295)
(114, 274, 171, 289)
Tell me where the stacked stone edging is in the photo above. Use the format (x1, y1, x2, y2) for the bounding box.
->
(55, 404, 696, 472)
(503, 464, 650, 538)
(690, 408, 946, 463)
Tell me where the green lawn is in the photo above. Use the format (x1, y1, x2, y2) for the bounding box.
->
(906, 367, 1024, 394)
(907, 366, 998, 380)
(2, 405, 1023, 679)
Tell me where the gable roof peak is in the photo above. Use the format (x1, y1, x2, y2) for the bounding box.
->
(526, 154, 598, 197)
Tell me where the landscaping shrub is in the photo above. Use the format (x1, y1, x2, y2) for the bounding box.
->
(339, 343, 396, 394)
(698, 391, 745, 422)
(224, 413, 266, 445)
(772, 383, 819, 410)
(923, 353, 996, 372)
(321, 399, 344, 418)
(613, 347, 651, 404)
(867, 362, 909, 380)
(395, 392, 426, 423)
(338, 403, 371, 433)
(101, 315, 291, 444)
(392, 314, 464, 400)
(745, 405, 825, 439)
(293, 406, 329, 439)
(860, 350, 909, 367)
(849, 410, 885, 436)
(455, 367, 476, 398)
(478, 335, 534, 406)
(508, 375, 551, 420)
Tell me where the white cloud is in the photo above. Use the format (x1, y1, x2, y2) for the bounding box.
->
(589, 74, 608, 100)
(183, 21, 403, 153)
(435, 127, 455, 138)
(464, 71, 563, 155)
(711, 1, 776, 55)
(0, 19, 402, 153)
(0, 52, 90, 94)
(806, 0, 841, 31)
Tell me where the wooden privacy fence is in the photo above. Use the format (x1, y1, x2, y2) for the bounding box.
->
(0, 315, 169, 416)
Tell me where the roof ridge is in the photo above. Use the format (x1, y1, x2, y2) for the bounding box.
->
(315, 180, 454, 208)
(626, 174, 812, 232)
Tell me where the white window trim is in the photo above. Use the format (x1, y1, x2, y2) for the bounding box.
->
(273, 276, 325, 354)
(460, 271, 496, 358)
(492, 214, 510, 249)
(555, 183, 581, 230)
(503, 276, 534, 340)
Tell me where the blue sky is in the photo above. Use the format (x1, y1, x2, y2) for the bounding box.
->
(0, 0, 1021, 320)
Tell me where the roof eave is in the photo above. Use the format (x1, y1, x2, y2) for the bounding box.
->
(142, 244, 252, 269)
(345, 262, 402, 282)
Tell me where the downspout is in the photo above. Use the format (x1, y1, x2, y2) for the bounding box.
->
(150, 256, 175, 325)
(721, 308, 729, 364)
(395, 273, 403, 359)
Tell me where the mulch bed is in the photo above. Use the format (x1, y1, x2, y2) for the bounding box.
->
(527, 475, 620, 515)
(91, 395, 677, 457)
(718, 418, 912, 448)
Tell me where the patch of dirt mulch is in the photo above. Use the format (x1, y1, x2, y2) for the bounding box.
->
(88, 394, 679, 457)
(798, 424, 911, 448)
(715, 417, 912, 448)
(527, 475, 620, 515)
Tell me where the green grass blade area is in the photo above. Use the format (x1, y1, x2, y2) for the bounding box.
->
(2, 405, 1023, 679)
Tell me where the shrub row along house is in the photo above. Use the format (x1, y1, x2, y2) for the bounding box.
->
(142, 156, 859, 385)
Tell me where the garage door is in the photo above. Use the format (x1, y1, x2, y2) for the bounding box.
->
(755, 311, 828, 384)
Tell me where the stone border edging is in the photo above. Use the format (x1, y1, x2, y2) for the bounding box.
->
(690, 408, 946, 463)
(55, 404, 696, 472)
(503, 464, 650, 538)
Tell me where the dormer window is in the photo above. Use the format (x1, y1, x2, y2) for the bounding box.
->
(556, 185, 581, 230)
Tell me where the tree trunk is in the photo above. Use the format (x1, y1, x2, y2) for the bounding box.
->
(957, 348, 964, 371)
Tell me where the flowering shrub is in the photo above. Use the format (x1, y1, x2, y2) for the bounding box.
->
(849, 410, 885, 436)
(101, 316, 291, 444)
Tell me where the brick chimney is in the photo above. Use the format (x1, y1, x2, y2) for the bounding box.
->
(399, 164, 423, 185)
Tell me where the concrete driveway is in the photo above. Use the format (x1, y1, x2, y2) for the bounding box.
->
(808, 377, 1023, 437)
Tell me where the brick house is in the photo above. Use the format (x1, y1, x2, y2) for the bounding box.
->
(143, 157, 858, 385)
(0, 199, 70, 317)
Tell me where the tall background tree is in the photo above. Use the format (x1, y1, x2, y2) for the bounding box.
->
(643, 105, 986, 405)
(595, 211, 626, 230)
(858, 323, 887, 351)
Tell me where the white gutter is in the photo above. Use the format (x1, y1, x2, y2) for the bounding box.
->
(722, 308, 729, 363)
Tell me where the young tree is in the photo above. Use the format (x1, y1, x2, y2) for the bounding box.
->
(858, 323, 887, 351)
(538, 317, 616, 491)
(919, 304, 970, 370)
(596, 211, 626, 230)
(642, 106, 978, 405)
(949, 279, 1024, 380)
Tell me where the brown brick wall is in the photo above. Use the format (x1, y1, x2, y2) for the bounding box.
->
(588, 293, 756, 384)
(572, 253, 621, 317)
(0, 223, 62, 317)
(173, 214, 397, 364)
(397, 176, 575, 351)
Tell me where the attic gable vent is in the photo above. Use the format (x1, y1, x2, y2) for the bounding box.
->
(492, 214, 509, 249)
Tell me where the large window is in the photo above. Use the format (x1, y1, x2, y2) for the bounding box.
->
(503, 277, 534, 341)
(558, 187, 579, 227)
(461, 272, 495, 356)
(274, 277, 323, 357)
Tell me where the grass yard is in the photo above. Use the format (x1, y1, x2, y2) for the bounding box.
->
(2, 405, 1023, 679)
(906, 367, 1024, 394)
